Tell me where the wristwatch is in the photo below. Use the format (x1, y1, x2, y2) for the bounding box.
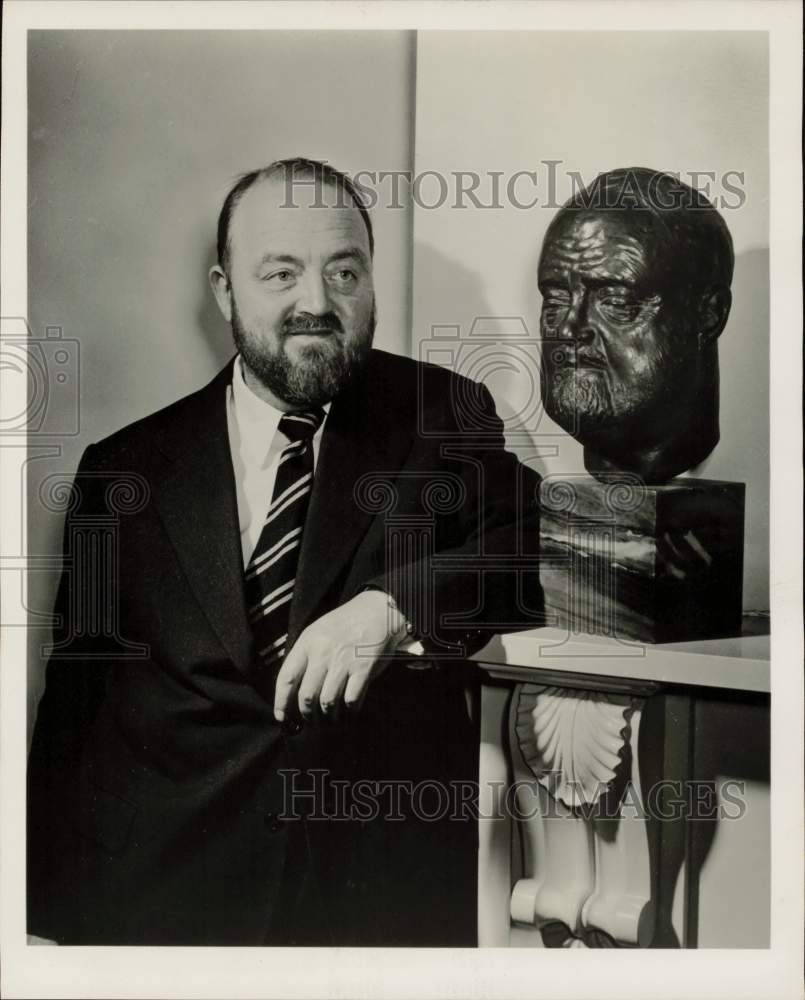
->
(360, 585, 417, 646)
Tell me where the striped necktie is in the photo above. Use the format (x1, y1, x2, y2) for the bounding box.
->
(245, 408, 325, 670)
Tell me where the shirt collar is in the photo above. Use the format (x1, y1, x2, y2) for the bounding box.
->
(231, 355, 330, 468)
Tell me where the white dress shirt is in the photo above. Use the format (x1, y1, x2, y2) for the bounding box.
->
(226, 355, 422, 655)
(226, 355, 330, 567)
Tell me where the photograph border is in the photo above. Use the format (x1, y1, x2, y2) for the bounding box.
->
(2, 2, 802, 998)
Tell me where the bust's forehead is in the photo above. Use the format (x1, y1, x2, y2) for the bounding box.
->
(538, 208, 668, 284)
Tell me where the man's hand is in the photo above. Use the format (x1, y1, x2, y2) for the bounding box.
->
(273, 590, 408, 723)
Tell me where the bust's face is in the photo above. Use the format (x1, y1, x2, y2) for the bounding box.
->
(538, 210, 696, 445)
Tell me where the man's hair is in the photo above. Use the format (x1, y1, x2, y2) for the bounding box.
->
(216, 157, 374, 275)
(549, 166, 734, 290)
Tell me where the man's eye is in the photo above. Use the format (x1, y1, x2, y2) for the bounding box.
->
(328, 269, 358, 287)
(263, 270, 296, 285)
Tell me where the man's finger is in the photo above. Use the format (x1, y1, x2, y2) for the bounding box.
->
(343, 668, 371, 714)
(297, 655, 329, 721)
(319, 665, 348, 717)
(274, 643, 308, 722)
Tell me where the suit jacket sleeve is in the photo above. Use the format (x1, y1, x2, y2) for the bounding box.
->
(362, 379, 544, 655)
(28, 445, 112, 774)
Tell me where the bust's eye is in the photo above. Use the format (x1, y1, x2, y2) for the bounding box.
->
(541, 294, 570, 328)
(598, 296, 640, 323)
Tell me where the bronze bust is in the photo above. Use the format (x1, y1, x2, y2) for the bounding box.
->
(538, 168, 734, 484)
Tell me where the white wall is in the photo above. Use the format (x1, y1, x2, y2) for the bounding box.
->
(411, 31, 769, 611)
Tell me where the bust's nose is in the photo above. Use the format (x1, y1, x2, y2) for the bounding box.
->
(558, 291, 595, 344)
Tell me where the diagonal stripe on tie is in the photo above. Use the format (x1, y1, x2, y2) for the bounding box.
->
(263, 481, 312, 527)
(281, 413, 320, 430)
(248, 577, 296, 620)
(257, 633, 289, 665)
(277, 442, 305, 466)
(246, 538, 301, 584)
(266, 471, 313, 515)
(244, 406, 325, 673)
(245, 526, 303, 580)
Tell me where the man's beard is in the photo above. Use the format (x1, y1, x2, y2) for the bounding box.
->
(232, 301, 376, 408)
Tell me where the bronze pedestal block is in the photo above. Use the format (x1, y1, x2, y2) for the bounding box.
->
(539, 476, 745, 644)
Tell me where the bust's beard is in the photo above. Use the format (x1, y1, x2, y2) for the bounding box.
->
(544, 368, 617, 437)
(544, 358, 699, 452)
(233, 303, 376, 408)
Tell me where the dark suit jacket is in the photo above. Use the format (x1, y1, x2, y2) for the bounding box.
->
(27, 349, 543, 946)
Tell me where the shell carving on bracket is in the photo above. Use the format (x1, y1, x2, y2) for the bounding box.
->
(515, 684, 635, 808)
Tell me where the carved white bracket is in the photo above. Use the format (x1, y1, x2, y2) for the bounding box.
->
(510, 682, 655, 947)
(515, 684, 635, 807)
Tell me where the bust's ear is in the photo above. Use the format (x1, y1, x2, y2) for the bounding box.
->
(697, 286, 732, 347)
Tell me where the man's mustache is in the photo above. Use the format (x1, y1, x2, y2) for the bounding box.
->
(283, 313, 344, 337)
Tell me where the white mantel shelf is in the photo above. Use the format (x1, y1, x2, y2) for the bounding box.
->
(473, 622, 770, 694)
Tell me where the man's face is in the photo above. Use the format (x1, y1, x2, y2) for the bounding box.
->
(538, 210, 697, 443)
(216, 176, 376, 408)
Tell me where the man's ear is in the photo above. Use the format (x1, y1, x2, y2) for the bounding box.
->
(209, 264, 233, 323)
(697, 286, 732, 347)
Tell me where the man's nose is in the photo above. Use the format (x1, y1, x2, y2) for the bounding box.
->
(294, 271, 330, 315)
(558, 293, 595, 345)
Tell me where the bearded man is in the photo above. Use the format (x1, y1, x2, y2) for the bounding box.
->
(27, 158, 543, 947)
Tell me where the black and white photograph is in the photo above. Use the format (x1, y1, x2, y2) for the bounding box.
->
(1, 2, 801, 998)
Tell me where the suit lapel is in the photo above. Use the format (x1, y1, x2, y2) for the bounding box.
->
(151, 362, 256, 679)
(289, 358, 414, 641)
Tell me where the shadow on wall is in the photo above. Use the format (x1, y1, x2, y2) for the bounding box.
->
(695, 246, 769, 479)
(413, 241, 548, 479)
(694, 246, 770, 613)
